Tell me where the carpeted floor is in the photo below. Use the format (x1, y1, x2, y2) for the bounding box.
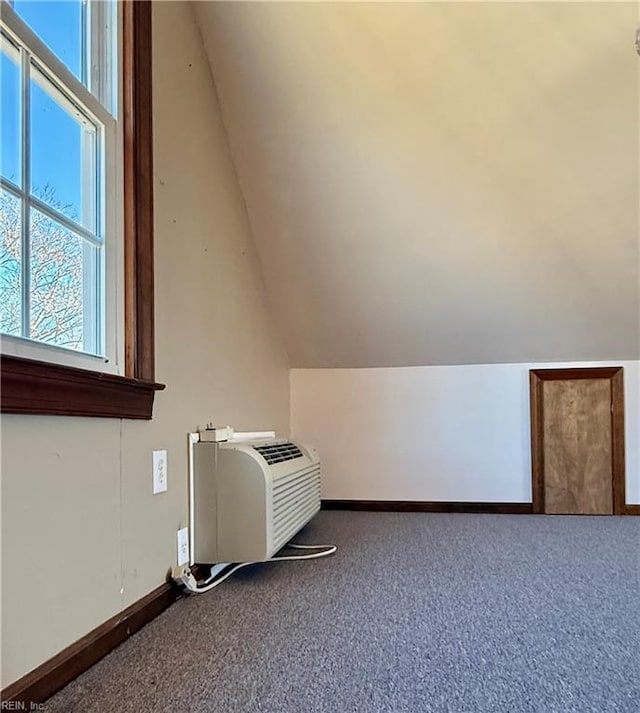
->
(47, 511, 639, 712)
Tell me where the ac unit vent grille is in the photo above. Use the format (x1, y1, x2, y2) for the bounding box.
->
(254, 442, 304, 465)
(272, 464, 321, 552)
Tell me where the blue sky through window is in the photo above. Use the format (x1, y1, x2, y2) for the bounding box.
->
(31, 73, 84, 223)
(2, 0, 84, 216)
(1, 47, 21, 184)
(13, 0, 82, 80)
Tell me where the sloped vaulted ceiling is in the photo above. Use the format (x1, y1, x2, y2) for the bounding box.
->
(194, 1, 639, 368)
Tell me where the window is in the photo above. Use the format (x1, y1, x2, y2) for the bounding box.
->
(1, 0, 117, 365)
(0, 0, 162, 418)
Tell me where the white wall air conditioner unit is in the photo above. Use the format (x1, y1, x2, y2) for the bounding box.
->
(191, 438, 321, 564)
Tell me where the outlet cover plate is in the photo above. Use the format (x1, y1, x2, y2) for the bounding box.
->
(177, 527, 189, 566)
(152, 449, 168, 494)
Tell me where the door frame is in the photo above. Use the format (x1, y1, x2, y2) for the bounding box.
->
(529, 366, 626, 515)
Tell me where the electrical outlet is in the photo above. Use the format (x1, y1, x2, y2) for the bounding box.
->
(177, 527, 189, 566)
(152, 450, 168, 494)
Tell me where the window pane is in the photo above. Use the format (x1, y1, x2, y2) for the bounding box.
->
(30, 66, 98, 232)
(13, 0, 83, 82)
(1, 35, 22, 186)
(30, 207, 84, 350)
(0, 188, 22, 336)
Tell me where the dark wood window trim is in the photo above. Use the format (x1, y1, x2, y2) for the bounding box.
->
(529, 366, 628, 515)
(1, 0, 164, 420)
(123, 0, 155, 383)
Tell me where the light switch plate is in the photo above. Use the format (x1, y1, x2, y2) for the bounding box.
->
(152, 450, 168, 494)
(177, 527, 189, 566)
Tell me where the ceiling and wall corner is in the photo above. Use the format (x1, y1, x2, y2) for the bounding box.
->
(194, 1, 639, 368)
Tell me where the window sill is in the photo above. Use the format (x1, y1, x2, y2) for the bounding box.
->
(0, 354, 165, 419)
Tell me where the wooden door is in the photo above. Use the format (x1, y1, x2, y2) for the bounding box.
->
(530, 367, 625, 515)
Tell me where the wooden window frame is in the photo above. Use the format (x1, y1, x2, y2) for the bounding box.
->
(1, 0, 165, 420)
(529, 366, 628, 515)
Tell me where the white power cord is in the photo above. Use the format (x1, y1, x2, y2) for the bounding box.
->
(172, 543, 337, 594)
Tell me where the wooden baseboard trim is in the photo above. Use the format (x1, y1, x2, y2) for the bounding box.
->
(321, 499, 534, 514)
(624, 504, 640, 516)
(1, 580, 180, 705)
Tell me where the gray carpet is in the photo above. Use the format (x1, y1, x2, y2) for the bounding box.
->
(47, 511, 639, 712)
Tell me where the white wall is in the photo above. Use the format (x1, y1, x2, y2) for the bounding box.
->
(291, 362, 640, 504)
(0, 2, 289, 689)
